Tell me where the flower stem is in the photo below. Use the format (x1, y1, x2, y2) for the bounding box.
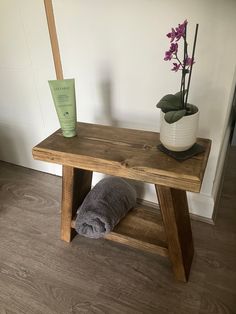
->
(174, 53, 183, 67)
(182, 25, 188, 109)
(185, 24, 199, 106)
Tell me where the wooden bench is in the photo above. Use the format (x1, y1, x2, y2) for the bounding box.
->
(32, 122, 211, 282)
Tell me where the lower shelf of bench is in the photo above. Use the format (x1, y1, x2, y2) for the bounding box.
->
(71, 204, 169, 257)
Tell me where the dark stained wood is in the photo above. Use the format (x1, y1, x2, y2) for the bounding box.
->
(155, 185, 194, 282)
(0, 148, 236, 312)
(61, 166, 92, 242)
(71, 204, 169, 257)
(32, 122, 211, 192)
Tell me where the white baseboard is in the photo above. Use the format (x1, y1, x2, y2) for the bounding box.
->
(211, 125, 232, 222)
(187, 192, 214, 221)
(137, 193, 215, 225)
(212, 125, 231, 200)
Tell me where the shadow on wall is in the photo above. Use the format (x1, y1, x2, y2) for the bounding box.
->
(95, 76, 159, 132)
(0, 123, 28, 167)
(94, 77, 119, 127)
(93, 76, 148, 200)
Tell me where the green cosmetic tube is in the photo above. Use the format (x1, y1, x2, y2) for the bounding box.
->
(49, 79, 77, 137)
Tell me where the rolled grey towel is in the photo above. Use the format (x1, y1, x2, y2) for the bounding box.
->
(75, 177, 137, 238)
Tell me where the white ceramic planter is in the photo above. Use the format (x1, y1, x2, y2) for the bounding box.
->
(160, 108, 199, 152)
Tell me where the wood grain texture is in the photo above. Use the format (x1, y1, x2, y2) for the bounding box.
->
(32, 122, 211, 192)
(61, 166, 92, 242)
(155, 185, 194, 282)
(72, 204, 168, 257)
(104, 232, 168, 257)
(0, 148, 236, 313)
(44, 0, 64, 80)
(32, 122, 210, 281)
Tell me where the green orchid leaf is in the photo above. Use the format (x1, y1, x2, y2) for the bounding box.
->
(186, 103, 198, 115)
(164, 109, 187, 124)
(175, 90, 187, 99)
(156, 94, 182, 113)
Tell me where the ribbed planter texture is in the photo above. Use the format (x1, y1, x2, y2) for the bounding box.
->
(160, 107, 199, 152)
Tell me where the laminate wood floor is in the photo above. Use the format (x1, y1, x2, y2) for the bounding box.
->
(0, 148, 236, 314)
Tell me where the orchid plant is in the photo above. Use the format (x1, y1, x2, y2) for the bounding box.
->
(156, 20, 199, 123)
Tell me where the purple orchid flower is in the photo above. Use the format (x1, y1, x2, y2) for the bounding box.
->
(175, 20, 188, 41)
(171, 63, 181, 72)
(185, 57, 194, 66)
(166, 27, 176, 42)
(169, 43, 178, 53)
(164, 51, 173, 61)
(160, 20, 199, 112)
(164, 43, 178, 61)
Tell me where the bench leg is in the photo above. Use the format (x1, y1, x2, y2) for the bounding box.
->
(61, 165, 93, 242)
(155, 185, 194, 282)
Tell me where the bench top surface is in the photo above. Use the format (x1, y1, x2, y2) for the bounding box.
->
(32, 122, 211, 192)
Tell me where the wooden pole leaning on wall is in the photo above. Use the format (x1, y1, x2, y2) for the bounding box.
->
(44, 0, 64, 80)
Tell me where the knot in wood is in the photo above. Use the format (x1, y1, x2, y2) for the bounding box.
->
(121, 160, 129, 168)
(143, 144, 152, 150)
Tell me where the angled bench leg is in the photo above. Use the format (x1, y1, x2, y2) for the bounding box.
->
(61, 165, 93, 242)
(155, 185, 194, 282)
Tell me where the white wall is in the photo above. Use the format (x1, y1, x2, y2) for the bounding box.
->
(0, 0, 236, 219)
